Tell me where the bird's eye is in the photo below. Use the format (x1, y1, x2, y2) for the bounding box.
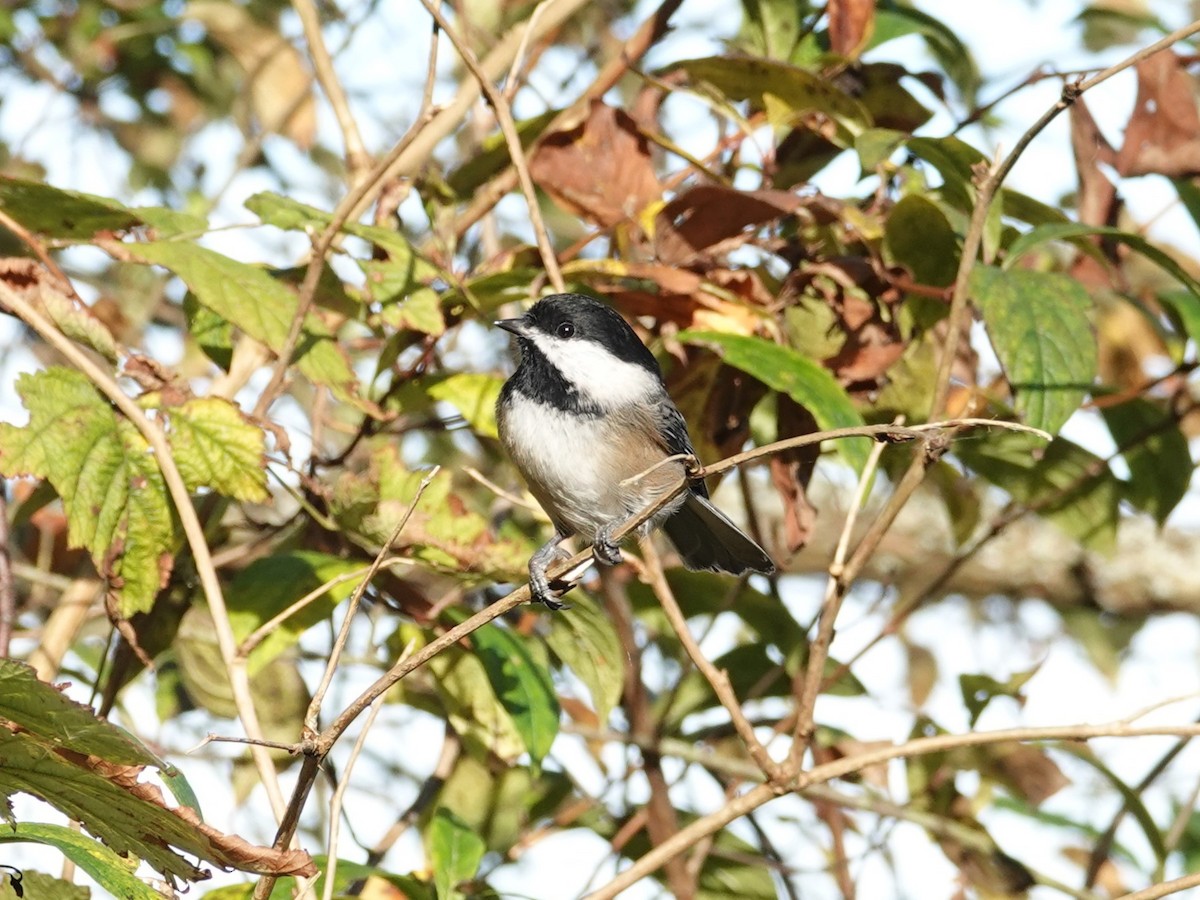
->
(555, 322, 575, 339)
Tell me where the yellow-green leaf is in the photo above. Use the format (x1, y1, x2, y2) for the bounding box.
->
(427, 374, 503, 439)
(0, 368, 176, 615)
(167, 397, 268, 502)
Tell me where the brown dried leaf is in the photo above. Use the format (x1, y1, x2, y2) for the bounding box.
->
(655, 186, 801, 265)
(528, 99, 661, 227)
(1070, 97, 1119, 227)
(770, 396, 819, 552)
(828, 0, 875, 58)
(1116, 50, 1200, 177)
(990, 741, 1070, 805)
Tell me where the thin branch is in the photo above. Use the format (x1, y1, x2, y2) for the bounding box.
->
(451, 0, 684, 238)
(0, 279, 290, 823)
(0, 492, 14, 657)
(639, 539, 783, 782)
(237, 557, 416, 658)
(291, 0, 370, 180)
(585, 720, 1200, 900)
(305, 466, 439, 734)
(323, 693, 389, 900)
(417, 0, 564, 292)
(1119, 873, 1200, 900)
(786, 424, 891, 772)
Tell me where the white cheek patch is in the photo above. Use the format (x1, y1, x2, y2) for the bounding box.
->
(530, 333, 659, 408)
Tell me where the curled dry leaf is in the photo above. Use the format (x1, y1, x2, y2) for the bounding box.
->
(528, 99, 661, 228)
(770, 396, 819, 553)
(654, 185, 802, 266)
(1116, 49, 1200, 178)
(827, 0, 875, 59)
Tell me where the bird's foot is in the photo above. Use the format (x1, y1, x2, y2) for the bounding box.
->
(592, 526, 624, 567)
(530, 537, 573, 610)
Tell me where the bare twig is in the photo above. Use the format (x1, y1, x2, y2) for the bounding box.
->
(323, 692, 390, 900)
(639, 540, 783, 782)
(0, 492, 14, 657)
(417, 0, 564, 291)
(1118, 873, 1200, 900)
(305, 466, 439, 734)
(291, 0, 369, 180)
(786, 423, 891, 771)
(585, 720, 1200, 900)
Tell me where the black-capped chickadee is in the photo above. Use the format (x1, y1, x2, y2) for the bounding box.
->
(495, 293, 775, 608)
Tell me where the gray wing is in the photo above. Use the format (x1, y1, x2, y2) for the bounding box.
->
(654, 398, 708, 499)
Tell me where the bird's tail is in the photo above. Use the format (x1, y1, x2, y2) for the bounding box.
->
(662, 493, 775, 575)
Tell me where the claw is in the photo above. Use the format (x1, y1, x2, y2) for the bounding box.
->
(592, 524, 624, 567)
(529, 533, 573, 610)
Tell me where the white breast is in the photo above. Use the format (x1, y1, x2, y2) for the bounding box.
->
(500, 395, 631, 538)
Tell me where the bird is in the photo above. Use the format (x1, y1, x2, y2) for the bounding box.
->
(494, 293, 775, 608)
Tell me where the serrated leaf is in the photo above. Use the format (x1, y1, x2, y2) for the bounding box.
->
(246, 191, 438, 272)
(0, 177, 140, 238)
(469, 620, 560, 766)
(1101, 398, 1190, 525)
(545, 596, 623, 724)
(35, 281, 119, 363)
(0, 660, 158, 766)
(126, 241, 360, 404)
(429, 809, 485, 900)
(0, 823, 155, 899)
(427, 374, 503, 439)
(678, 330, 868, 472)
(970, 265, 1096, 434)
(224, 551, 362, 675)
(957, 433, 1120, 551)
(0, 368, 176, 614)
(0, 660, 315, 883)
(167, 398, 268, 502)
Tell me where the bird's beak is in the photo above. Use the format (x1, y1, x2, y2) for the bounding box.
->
(494, 317, 527, 336)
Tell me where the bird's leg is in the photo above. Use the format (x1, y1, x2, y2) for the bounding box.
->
(530, 531, 572, 610)
(592, 522, 624, 567)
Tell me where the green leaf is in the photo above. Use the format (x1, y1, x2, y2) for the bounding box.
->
(429, 646, 526, 763)
(446, 109, 560, 197)
(677, 330, 868, 472)
(855, 127, 907, 171)
(0, 823, 157, 899)
(0, 368, 176, 615)
(246, 191, 438, 272)
(225, 551, 362, 675)
(469, 620, 560, 766)
(545, 595, 624, 724)
(885, 194, 959, 287)
(183, 292, 234, 370)
(426, 374, 504, 439)
(166, 398, 268, 502)
(959, 666, 1038, 727)
(0, 868, 88, 900)
(0, 660, 157, 766)
(1005, 223, 1200, 297)
(0, 660, 315, 884)
(871, 4, 981, 101)
(666, 56, 869, 139)
(429, 808, 485, 900)
(1101, 398, 1190, 525)
(127, 240, 361, 404)
(970, 266, 1096, 434)
(0, 176, 140, 238)
(956, 433, 1120, 551)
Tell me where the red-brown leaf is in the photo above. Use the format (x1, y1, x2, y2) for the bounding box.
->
(654, 186, 801, 265)
(1116, 50, 1200, 177)
(528, 99, 661, 227)
(827, 0, 875, 59)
